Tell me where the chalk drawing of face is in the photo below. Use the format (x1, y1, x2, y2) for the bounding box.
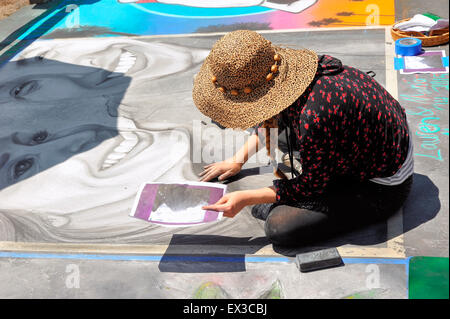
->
(0, 38, 210, 242)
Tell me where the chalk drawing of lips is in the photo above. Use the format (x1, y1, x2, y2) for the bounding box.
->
(97, 50, 138, 85)
(100, 117, 150, 171)
(95, 48, 144, 88)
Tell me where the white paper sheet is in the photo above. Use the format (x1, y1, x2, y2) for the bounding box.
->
(130, 181, 227, 227)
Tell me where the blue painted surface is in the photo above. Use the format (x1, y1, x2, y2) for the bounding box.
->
(0, 251, 408, 265)
(342, 258, 409, 265)
(394, 57, 406, 70)
(0, 251, 289, 263)
(40, 0, 274, 37)
(442, 56, 449, 67)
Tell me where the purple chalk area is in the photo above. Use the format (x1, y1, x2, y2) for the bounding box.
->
(205, 187, 224, 222)
(133, 184, 159, 220)
(185, 184, 224, 222)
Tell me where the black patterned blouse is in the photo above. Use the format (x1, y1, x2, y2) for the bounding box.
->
(269, 55, 410, 205)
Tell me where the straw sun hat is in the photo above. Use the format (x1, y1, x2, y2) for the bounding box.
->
(192, 30, 318, 130)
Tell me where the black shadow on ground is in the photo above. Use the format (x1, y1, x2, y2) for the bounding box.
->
(272, 173, 440, 256)
(158, 235, 269, 273)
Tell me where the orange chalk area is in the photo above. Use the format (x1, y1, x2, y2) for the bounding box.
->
(270, 0, 395, 29)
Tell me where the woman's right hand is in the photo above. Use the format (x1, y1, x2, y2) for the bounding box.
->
(199, 159, 243, 182)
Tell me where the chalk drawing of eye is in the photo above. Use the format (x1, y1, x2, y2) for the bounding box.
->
(13, 158, 34, 179)
(32, 131, 49, 144)
(11, 80, 39, 98)
(12, 131, 50, 146)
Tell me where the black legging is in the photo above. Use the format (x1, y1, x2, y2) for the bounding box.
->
(262, 175, 413, 247)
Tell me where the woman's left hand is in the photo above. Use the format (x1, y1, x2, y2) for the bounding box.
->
(202, 191, 249, 218)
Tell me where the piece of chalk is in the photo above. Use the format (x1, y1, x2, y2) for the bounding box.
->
(295, 248, 344, 273)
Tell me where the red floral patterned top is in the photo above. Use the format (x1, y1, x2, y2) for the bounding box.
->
(270, 55, 410, 204)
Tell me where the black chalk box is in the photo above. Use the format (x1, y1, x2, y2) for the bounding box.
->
(295, 248, 344, 272)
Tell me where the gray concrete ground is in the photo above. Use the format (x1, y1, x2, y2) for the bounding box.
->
(395, 0, 449, 259)
(0, 1, 57, 44)
(0, 257, 407, 299)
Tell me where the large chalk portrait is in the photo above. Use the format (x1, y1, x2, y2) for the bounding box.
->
(0, 37, 219, 242)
